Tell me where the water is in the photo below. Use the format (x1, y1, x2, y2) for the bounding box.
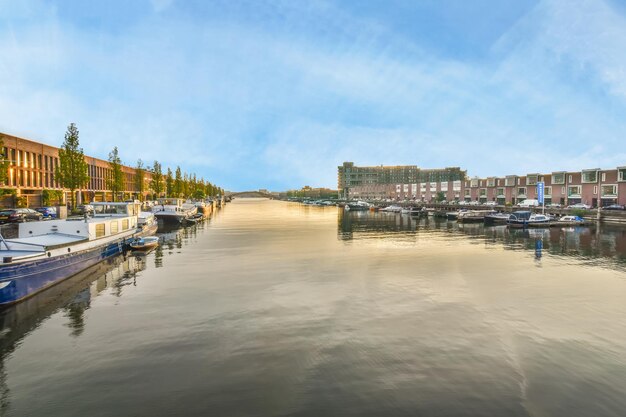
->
(2, 198, 626, 417)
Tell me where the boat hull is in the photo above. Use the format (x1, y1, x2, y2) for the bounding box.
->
(0, 240, 127, 307)
(154, 212, 185, 224)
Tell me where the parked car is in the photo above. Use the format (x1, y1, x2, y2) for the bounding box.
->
(518, 199, 540, 208)
(546, 203, 562, 208)
(602, 204, 625, 211)
(568, 203, 591, 210)
(35, 206, 57, 219)
(467, 201, 480, 206)
(0, 208, 44, 224)
(484, 201, 497, 207)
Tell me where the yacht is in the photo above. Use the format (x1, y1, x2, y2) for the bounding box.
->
(0, 202, 141, 306)
(506, 211, 551, 228)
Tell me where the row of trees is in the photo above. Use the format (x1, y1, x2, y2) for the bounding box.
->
(18, 123, 223, 208)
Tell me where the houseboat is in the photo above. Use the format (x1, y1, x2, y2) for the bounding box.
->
(152, 198, 195, 224)
(0, 202, 140, 307)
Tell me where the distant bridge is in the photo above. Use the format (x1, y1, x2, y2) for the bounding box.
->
(227, 191, 275, 199)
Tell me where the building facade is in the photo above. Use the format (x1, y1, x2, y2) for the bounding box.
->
(341, 162, 626, 207)
(1, 132, 154, 207)
(338, 162, 466, 200)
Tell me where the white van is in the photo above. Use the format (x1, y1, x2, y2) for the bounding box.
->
(518, 199, 540, 207)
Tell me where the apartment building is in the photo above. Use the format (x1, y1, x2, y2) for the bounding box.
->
(1, 132, 153, 207)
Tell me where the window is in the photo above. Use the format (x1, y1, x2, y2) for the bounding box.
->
(122, 219, 129, 230)
(619, 169, 626, 182)
(453, 181, 461, 191)
(479, 188, 487, 196)
(518, 187, 527, 196)
(487, 178, 495, 187)
(601, 172, 606, 182)
(568, 175, 573, 183)
(505, 176, 517, 186)
(464, 189, 470, 196)
(110, 221, 118, 234)
(568, 186, 581, 196)
(545, 186, 552, 196)
(95, 224, 105, 238)
(496, 188, 505, 197)
(582, 171, 598, 183)
(470, 179, 479, 187)
(601, 185, 617, 196)
(527, 175, 538, 185)
(561, 186, 565, 194)
(440, 183, 448, 192)
(593, 186, 598, 195)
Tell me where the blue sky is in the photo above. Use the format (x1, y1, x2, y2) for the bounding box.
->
(1, 0, 625, 191)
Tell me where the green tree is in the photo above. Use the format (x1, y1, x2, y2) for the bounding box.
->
(150, 161, 163, 198)
(135, 159, 146, 201)
(0, 135, 10, 185)
(173, 166, 183, 197)
(107, 146, 124, 202)
(165, 168, 174, 197)
(56, 123, 89, 209)
(436, 191, 446, 202)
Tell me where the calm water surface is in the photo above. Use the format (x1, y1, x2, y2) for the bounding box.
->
(2, 199, 626, 417)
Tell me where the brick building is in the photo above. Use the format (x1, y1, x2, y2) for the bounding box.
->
(1, 132, 154, 207)
(342, 162, 626, 207)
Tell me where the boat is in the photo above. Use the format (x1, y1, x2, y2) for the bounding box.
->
(484, 212, 510, 225)
(0, 201, 140, 307)
(407, 207, 424, 216)
(380, 205, 402, 213)
(507, 211, 551, 228)
(345, 201, 370, 211)
(457, 210, 495, 223)
(152, 198, 195, 224)
(129, 236, 160, 251)
(137, 211, 158, 236)
(554, 215, 585, 226)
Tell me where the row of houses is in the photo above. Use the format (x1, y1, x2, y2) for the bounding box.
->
(342, 163, 626, 207)
(1, 132, 153, 207)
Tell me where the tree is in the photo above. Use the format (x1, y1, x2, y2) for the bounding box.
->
(436, 191, 446, 202)
(56, 123, 89, 209)
(0, 135, 10, 185)
(107, 146, 124, 202)
(135, 159, 146, 201)
(166, 168, 174, 197)
(150, 161, 163, 198)
(173, 166, 183, 197)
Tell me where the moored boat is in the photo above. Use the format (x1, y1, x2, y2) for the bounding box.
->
(457, 210, 495, 223)
(554, 215, 585, 226)
(507, 211, 551, 228)
(0, 201, 140, 307)
(153, 198, 189, 224)
(345, 201, 370, 211)
(484, 212, 510, 225)
(129, 236, 160, 251)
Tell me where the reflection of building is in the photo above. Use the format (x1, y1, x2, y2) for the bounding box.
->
(339, 161, 626, 206)
(1, 132, 153, 206)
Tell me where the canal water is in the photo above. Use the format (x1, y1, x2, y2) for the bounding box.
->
(2, 198, 626, 417)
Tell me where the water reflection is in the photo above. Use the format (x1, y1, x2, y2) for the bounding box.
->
(338, 211, 626, 270)
(0, 223, 200, 415)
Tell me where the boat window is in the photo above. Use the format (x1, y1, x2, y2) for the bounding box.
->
(122, 219, 129, 230)
(95, 224, 105, 238)
(93, 205, 106, 215)
(110, 221, 119, 234)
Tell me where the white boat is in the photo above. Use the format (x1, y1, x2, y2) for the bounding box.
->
(0, 202, 141, 306)
(380, 205, 402, 213)
(556, 215, 585, 226)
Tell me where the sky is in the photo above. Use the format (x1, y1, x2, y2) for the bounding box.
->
(1, 0, 626, 191)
